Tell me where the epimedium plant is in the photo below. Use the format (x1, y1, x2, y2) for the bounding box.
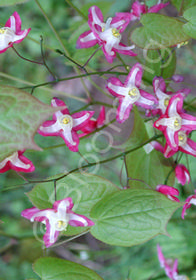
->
(1, 0, 196, 279)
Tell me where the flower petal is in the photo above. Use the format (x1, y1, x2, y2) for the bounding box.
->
(68, 211, 94, 227)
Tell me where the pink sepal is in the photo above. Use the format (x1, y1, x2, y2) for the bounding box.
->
(115, 12, 136, 23)
(21, 207, 41, 220)
(131, 1, 146, 18)
(116, 98, 133, 123)
(72, 111, 94, 130)
(175, 164, 190, 185)
(125, 63, 143, 88)
(150, 141, 164, 154)
(182, 190, 196, 219)
(111, 14, 132, 32)
(88, 6, 104, 37)
(76, 30, 98, 49)
(153, 76, 167, 93)
(0, 151, 35, 173)
(79, 106, 105, 137)
(106, 77, 124, 98)
(113, 43, 137, 57)
(43, 220, 60, 248)
(172, 74, 184, 83)
(148, 2, 169, 13)
(68, 212, 95, 227)
(136, 89, 158, 109)
(156, 184, 180, 202)
(53, 197, 74, 212)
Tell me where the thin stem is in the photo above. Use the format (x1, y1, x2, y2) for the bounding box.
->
(116, 53, 129, 73)
(12, 45, 43, 65)
(35, 0, 69, 56)
(82, 46, 101, 68)
(2, 135, 162, 192)
(40, 35, 58, 80)
(54, 180, 57, 201)
(65, 0, 88, 21)
(55, 49, 88, 74)
(21, 70, 127, 92)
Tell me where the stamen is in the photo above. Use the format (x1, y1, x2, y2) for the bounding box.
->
(112, 28, 120, 38)
(178, 131, 187, 146)
(174, 117, 181, 129)
(55, 220, 67, 231)
(0, 28, 5, 34)
(128, 87, 138, 97)
(62, 117, 70, 124)
(164, 97, 170, 107)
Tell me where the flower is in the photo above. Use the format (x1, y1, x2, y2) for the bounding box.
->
(0, 11, 31, 54)
(182, 190, 196, 219)
(156, 185, 180, 202)
(164, 131, 196, 158)
(21, 197, 94, 248)
(157, 244, 188, 280)
(106, 63, 157, 123)
(175, 164, 190, 186)
(79, 106, 105, 137)
(116, 0, 169, 22)
(0, 151, 35, 173)
(150, 77, 190, 115)
(38, 98, 94, 152)
(154, 94, 196, 151)
(76, 6, 137, 63)
(172, 74, 184, 83)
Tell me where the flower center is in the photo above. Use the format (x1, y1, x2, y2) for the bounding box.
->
(174, 117, 181, 129)
(178, 131, 187, 146)
(127, 87, 140, 102)
(0, 28, 6, 34)
(112, 28, 120, 38)
(55, 220, 68, 231)
(59, 115, 73, 127)
(164, 97, 170, 107)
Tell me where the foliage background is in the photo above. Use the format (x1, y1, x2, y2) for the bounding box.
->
(0, 0, 196, 279)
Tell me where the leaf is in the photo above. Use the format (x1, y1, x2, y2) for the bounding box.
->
(33, 257, 103, 280)
(0, 0, 30, 6)
(183, 6, 196, 39)
(0, 86, 60, 162)
(125, 107, 174, 187)
(90, 188, 180, 247)
(171, 0, 196, 12)
(131, 13, 190, 49)
(27, 172, 118, 235)
(143, 49, 176, 84)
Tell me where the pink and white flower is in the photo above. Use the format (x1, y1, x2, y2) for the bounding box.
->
(116, 0, 169, 22)
(76, 6, 137, 63)
(38, 98, 94, 152)
(156, 185, 180, 202)
(0, 12, 31, 54)
(182, 190, 196, 219)
(154, 94, 196, 151)
(151, 77, 190, 115)
(175, 164, 190, 186)
(21, 197, 94, 248)
(157, 244, 188, 280)
(106, 63, 157, 123)
(79, 106, 105, 137)
(164, 131, 196, 158)
(0, 151, 35, 173)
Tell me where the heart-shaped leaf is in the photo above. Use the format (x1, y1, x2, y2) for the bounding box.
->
(0, 86, 60, 162)
(33, 257, 103, 280)
(183, 6, 196, 39)
(27, 172, 118, 236)
(90, 188, 180, 247)
(131, 13, 190, 49)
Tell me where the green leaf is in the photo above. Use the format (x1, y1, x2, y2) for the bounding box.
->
(125, 108, 174, 187)
(90, 188, 180, 247)
(33, 257, 103, 280)
(183, 6, 196, 39)
(27, 172, 118, 236)
(143, 49, 176, 84)
(171, 0, 196, 12)
(0, 86, 60, 162)
(0, 0, 30, 6)
(131, 13, 190, 49)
